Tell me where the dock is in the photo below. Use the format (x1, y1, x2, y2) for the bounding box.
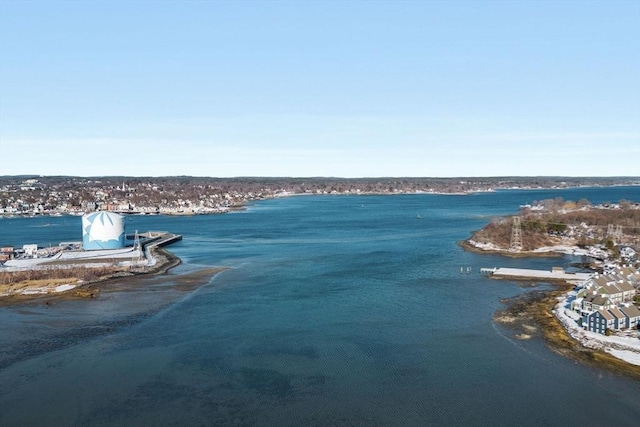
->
(132, 231, 182, 249)
(138, 232, 182, 262)
(139, 231, 182, 249)
(480, 267, 592, 284)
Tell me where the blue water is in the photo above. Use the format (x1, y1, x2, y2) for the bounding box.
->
(0, 187, 639, 426)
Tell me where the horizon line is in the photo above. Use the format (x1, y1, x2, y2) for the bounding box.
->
(1, 175, 639, 180)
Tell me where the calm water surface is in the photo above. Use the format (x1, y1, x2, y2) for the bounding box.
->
(0, 187, 639, 426)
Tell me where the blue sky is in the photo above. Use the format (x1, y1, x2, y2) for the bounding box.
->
(0, 0, 639, 177)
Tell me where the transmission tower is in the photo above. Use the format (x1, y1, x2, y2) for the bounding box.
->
(510, 216, 523, 252)
(607, 224, 623, 243)
(615, 225, 623, 242)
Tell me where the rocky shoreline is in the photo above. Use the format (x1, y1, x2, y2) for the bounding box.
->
(464, 235, 640, 379)
(495, 285, 640, 380)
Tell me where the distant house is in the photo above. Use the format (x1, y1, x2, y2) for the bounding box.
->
(579, 268, 637, 308)
(620, 305, 640, 330)
(584, 305, 640, 334)
(581, 293, 612, 314)
(620, 247, 637, 261)
(613, 265, 640, 286)
(22, 244, 38, 257)
(0, 247, 14, 262)
(607, 307, 626, 330)
(599, 280, 635, 304)
(586, 310, 615, 334)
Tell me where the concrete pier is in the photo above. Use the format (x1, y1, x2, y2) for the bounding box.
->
(481, 267, 592, 284)
(140, 232, 182, 249)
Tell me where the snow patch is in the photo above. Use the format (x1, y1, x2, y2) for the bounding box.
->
(553, 296, 640, 366)
(606, 349, 640, 366)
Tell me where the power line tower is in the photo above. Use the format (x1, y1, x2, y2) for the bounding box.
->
(607, 224, 623, 244)
(510, 216, 523, 252)
(615, 225, 623, 243)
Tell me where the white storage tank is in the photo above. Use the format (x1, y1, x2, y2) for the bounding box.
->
(82, 212, 126, 250)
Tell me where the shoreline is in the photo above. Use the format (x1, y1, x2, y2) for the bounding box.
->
(0, 245, 183, 305)
(464, 238, 640, 379)
(458, 239, 565, 258)
(4, 181, 639, 219)
(496, 285, 640, 381)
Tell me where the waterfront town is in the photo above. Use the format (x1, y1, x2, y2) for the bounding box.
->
(0, 176, 638, 217)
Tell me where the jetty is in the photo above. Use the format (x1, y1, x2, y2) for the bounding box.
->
(480, 267, 592, 284)
(138, 231, 182, 249)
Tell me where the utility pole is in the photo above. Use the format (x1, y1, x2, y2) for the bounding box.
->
(510, 216, 523, 252)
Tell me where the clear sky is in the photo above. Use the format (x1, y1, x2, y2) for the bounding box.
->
(0, 0, 639, 177)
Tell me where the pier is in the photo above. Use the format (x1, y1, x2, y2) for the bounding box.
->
(480, 267, 592, 284)
(137, 232, 182, 268)
(138, 231, 183, 249)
